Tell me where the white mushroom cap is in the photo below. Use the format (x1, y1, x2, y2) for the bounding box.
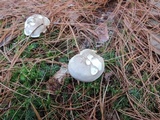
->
(24, 14, 50, 38)
(68, 49, 105, 82)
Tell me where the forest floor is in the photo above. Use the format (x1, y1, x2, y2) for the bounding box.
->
(0, 0, 160, 120)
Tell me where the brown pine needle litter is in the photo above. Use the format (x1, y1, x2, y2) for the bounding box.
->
(0, 0, 160, 120)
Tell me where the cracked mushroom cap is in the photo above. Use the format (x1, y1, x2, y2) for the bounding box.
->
(68, 49, 105, 82)
(24, 14, 50, 38)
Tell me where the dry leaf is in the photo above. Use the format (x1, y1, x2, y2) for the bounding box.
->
(95, 22, 109, 43)
(150, 33, 160, 55)
(87, 0, 108, 5)
(106, 111, 119, 120)
(104, 72, 114, 81)
(46, 65, 68, 94)
(53, 65, 68, 83)
(148, 19, 159, 27)
(0, 29, 19, 47)
(150, 0, 160, 8)
(150, 0, 160, 16)
(68, 11, 80, 24)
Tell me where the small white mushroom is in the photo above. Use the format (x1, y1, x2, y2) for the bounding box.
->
(68, 49, 105, 82)
(24, 14, 50, 38)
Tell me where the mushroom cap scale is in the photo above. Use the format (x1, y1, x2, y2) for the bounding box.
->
(91, 58, 103, 70)
(24, 14, 50, 38)
(68, 49, 105, 82)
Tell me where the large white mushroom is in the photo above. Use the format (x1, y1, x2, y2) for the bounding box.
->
(68, 49, 105, 82)
(24, 14, 50, 38)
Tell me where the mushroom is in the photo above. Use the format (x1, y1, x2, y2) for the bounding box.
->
(68, 49, 105, 82)
(24, 14, 50, 38)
